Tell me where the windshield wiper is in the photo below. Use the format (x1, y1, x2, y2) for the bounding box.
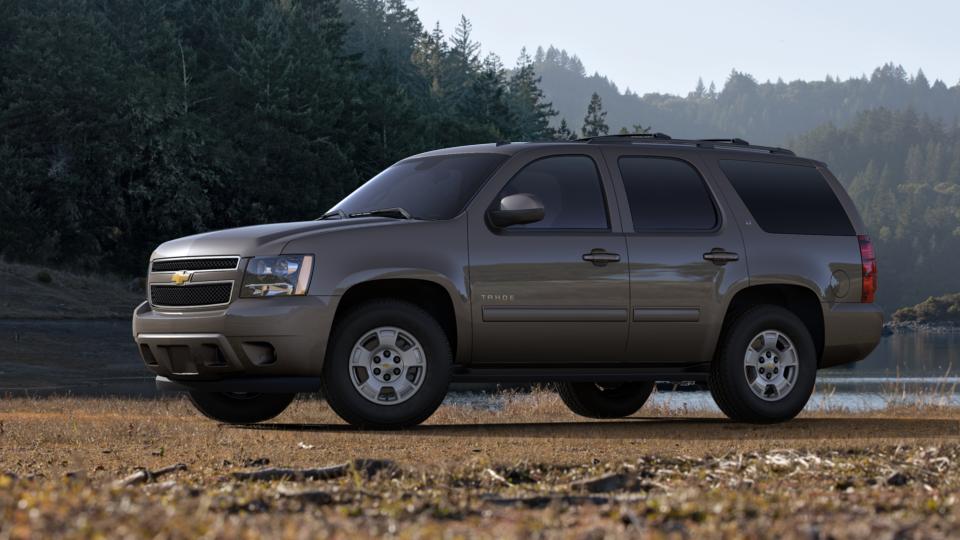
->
(348, 207, 413, 220)
(317, 209, 347, 220)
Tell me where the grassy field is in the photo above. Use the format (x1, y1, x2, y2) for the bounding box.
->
(1, 391, 959, 539)
(0, 261, 143, 319)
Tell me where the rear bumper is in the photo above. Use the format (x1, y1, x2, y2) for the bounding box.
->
(132, 296, 336, 380)
(820, 302, 884, 368)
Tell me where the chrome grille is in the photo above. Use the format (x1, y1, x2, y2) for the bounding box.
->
(151, 257, 239, 272)
(150, 283, 233, 307)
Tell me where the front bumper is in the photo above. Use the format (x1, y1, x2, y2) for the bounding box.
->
(133, 296, 336, 381)
(820, 302, 884, 368)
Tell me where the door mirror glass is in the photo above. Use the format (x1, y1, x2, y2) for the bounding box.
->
(488, 193, 545, 228)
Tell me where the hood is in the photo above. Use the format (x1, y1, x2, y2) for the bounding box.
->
(150, 218, 401, 260)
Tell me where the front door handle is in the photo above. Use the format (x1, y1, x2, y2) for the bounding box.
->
(583, 249, 621, 266)
(703, 248, 739, 265)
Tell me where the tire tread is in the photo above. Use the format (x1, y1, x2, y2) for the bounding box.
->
(708, 305, 815, 424)
(321, 298, 451, 429)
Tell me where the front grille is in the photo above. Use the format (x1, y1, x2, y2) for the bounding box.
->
(151, 257, 239, 272)
(150, 283, 233, 307)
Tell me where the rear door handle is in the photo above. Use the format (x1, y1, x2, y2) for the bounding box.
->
(583, 250, 621, 266)
(703, 249, 739, 265)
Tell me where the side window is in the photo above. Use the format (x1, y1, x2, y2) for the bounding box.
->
(497, 155, 609, 230)
(719, 160, 854, 236)
(618, 157, 718, 231)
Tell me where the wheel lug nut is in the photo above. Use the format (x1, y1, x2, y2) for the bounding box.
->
(383, 350, 390, 358)
(384, 374, 391, 381)
(774, 367, 779, 374)
(759, 368, 765, 374)
(374, 357, 380, 364)
(766, 373, 772, 379)
(759, 358, 765, 364)
(393, 368, 400, 375)
(393, 357, 400, 364)
(373, 368, 381, 375)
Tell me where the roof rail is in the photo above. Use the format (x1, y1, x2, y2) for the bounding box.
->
(580, 133, 795, 156)
(579, 132, 672, 142)
(698, 138, 750, 146)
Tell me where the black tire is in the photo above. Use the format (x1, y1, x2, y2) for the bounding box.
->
(557, 381, 655, 419)
(708, 305, 817, 423)
(321, 299, 451, 429)
(187, 391, 294, 424)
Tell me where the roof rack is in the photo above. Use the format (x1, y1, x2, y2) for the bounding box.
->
(580, 132, 795, 156)
(578, 132, 672, 142)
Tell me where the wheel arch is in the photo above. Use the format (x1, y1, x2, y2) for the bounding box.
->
(330, 276, 464, 363)
(719, 284, 825, 363)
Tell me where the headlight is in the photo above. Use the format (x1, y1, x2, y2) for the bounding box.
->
(240, 255, 314, 298)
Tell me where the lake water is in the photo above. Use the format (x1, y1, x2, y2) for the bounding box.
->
(451, 332, 960, 413)
(2, 320, 960, 411)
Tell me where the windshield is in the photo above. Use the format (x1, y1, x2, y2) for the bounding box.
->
(329, 153, 509, 220)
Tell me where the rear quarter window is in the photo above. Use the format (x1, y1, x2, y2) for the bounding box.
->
(719, 160, 854, 236)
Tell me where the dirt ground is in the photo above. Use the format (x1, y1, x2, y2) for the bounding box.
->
(1, 393, 959, 539)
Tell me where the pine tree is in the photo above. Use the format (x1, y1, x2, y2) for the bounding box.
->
(555, 118, 576, 140)
(581, 92, 608, 137)
(506, 48, 557, 140)
(693, 77, 706, 98)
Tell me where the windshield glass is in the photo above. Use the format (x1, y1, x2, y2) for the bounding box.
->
(329, 153, 508, 220)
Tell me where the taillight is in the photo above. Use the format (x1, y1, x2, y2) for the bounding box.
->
(858, 235, 877, 303)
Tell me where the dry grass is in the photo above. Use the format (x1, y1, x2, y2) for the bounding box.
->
(2, 391, 960, 538)
(0, 261, 143, 319)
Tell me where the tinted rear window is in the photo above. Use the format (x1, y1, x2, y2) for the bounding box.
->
(331, 153, 508, 220)
(719, 160, 854, 236)
(619, 157, 718, 231)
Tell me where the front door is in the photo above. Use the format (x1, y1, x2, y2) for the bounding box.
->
(469, 151, 630, 364)
(603, 149, 748, 364)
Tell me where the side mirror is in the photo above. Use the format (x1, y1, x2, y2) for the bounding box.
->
(488, 193, 545, 228)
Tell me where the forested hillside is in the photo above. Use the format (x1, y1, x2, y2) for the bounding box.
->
(0, 1, 957, 311)
(792, 108, 960, 309)
(534, 46, 960, 145)
(0, 0, 555, 275)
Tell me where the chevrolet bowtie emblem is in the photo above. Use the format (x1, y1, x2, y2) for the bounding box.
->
(171, 270, 193, 285)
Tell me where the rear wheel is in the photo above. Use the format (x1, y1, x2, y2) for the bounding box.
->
(557, 381, 655, 419)
(708, 305, 816, 423)
(322, 299, 451, 429)
(187, 391, 294, 424)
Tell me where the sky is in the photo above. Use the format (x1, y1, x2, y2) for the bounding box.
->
(408, 0, 960, 96)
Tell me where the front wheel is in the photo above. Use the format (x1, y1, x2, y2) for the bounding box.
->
(322, 299, 451, 429)
(187, 391, 295, 424)
(708, 305, 817, 423)
(557, 381, 655, 419)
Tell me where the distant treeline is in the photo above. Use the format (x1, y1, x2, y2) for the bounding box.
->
(1, 1, 958, 311)
(535, 45, 960, 144)
(0, 0, 556, 274)
(793, 108, 960, 309)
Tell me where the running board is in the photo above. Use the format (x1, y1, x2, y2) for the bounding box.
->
(156, 376, 322, 394)
(451, 364, 709, 383)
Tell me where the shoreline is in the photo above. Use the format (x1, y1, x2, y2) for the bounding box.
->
(883, 321, 960, 335)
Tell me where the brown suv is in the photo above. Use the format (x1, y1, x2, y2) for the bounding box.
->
(133, 134, 882, 428)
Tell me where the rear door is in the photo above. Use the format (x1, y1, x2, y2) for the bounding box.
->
(602, 147, 748, 364)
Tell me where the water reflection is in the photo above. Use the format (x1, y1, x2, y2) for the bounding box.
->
(446, 332, 960, 413)
(826, 331, 960, 377)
